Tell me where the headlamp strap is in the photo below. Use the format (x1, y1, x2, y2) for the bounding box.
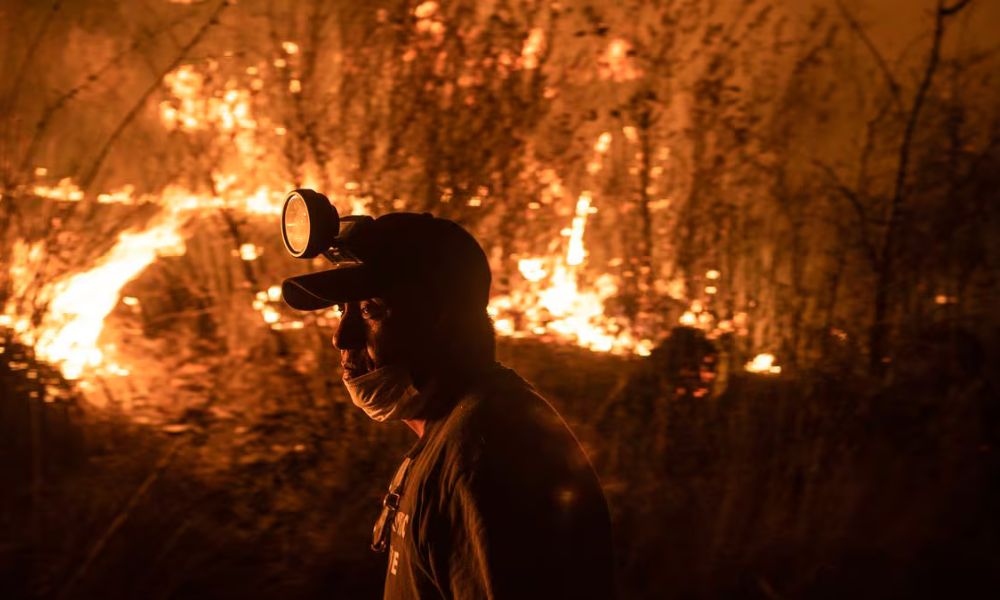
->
(371, 456, 413, 553)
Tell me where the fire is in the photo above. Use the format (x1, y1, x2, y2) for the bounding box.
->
(5, 174, 351, 385)
(18, 216, 185, 380)
(239, 243, 261, 261)
(160, 65, 257, 133)
(3, 54, 778, 403)
(517, 258, 547, 283)
(33, 177, 84, 202)
(673, 269, 750, 341)
(745, 353, 782, 375)
(2, 182, 295, 383)
(519, 28, 546, 70)
(414, 1, 438, 19)
(599, 38, 642, 82)
(488, 190, 653, 356)
(566, 193, 592, 266)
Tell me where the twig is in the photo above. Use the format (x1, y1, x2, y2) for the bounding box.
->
(940, 0, 973, 16)
(834, 0, 903, 114)
(57, 439, 182, 599)
(78, 0, 232, 194)
(856, 95, 896, 196)
(214, 209, 313, 402)
(15, 9, 202, 183)
(266, 2, 332, 190)
(867, 0, 972, 374)
(881, 0, 971, 269)
(811, 159, 879, 267)
(1, 1, 65, 186)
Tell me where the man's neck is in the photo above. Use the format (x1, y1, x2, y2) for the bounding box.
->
(404, 359, 496, 438)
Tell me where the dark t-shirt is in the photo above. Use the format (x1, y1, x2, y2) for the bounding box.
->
(382, 364, 615, 599)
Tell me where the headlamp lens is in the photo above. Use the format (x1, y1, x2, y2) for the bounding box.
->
(283, 195, 310, 253)
(281, 189, 339, 258)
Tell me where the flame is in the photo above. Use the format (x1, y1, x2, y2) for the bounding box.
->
(414, 1, 438, 19)
(4, 180, 299, 382)
(159, 64, 258, 158)
(566, 192, 592, 266)
(4, 57, 778, 401)
(599, 38, 642, 82)
(98, 185, 139, 204)
(5, 176, 363, 384)
(239, 243, 260, 261)
(745, 353, 782, 375)
(489, 190, 652, 356)
(519, 28, 545, 70)
(594, 133, 612, 154)
(33, 177, 84, 202)
(517, 258, 547, 282)
(27, 216, 185, 380)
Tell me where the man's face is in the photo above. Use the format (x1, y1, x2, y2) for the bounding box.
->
(333, 298, 408, 379)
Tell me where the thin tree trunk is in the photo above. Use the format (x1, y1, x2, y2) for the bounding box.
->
(637, 108, 655, 312)
(868, 0, 969, 375)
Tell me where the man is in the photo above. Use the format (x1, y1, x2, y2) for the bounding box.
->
(282, 212, 615, 599)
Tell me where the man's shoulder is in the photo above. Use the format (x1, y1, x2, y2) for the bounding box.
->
(406, 367, 615, 600)
(427, 364, 589, 478)
(439, 364, 563, 438)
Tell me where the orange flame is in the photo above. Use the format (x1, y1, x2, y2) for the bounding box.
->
(489, 190, 653, 356)
(5, 58, 777, 399)
(5, 210, 185, 381)
(745, 353, 782, 375)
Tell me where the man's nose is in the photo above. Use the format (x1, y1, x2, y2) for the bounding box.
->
(333, 309, 364, 350)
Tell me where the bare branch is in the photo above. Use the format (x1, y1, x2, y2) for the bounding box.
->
(881, 0, 970, 267)
(16, 10, 201, 184)
(940, 0, 974, 16)
(1, 1, 65, 186)
(865, 0, 971, 374)
(834, 0, 903, 114)
(78, 0, 232, 195)
(812, 159, 879, 267)
(58, 440, 182, 599)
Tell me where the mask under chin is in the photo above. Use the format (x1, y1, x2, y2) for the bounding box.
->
(343, 363, 428, 422)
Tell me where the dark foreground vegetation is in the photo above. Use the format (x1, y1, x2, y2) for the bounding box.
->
(3, 330, 997, 599)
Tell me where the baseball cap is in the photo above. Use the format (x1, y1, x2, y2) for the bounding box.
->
(281, 212, 492, 312)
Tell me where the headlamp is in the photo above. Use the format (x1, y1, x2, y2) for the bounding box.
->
(281, 189, 339, 258)
(281, 188, 374, 263)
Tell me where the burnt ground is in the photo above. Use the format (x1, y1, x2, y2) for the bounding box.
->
(2, 333, 999, 599)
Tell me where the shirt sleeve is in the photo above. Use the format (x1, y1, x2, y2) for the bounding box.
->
(438, 470, 498, 598)
(422, 467, 546, 599)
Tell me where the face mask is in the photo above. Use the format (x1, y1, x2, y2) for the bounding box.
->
(343, 364, 428, 422)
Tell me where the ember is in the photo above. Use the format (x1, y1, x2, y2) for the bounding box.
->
(744, 353, 781, 375)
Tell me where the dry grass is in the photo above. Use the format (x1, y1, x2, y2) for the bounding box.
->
(3, 331, 998, 599)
